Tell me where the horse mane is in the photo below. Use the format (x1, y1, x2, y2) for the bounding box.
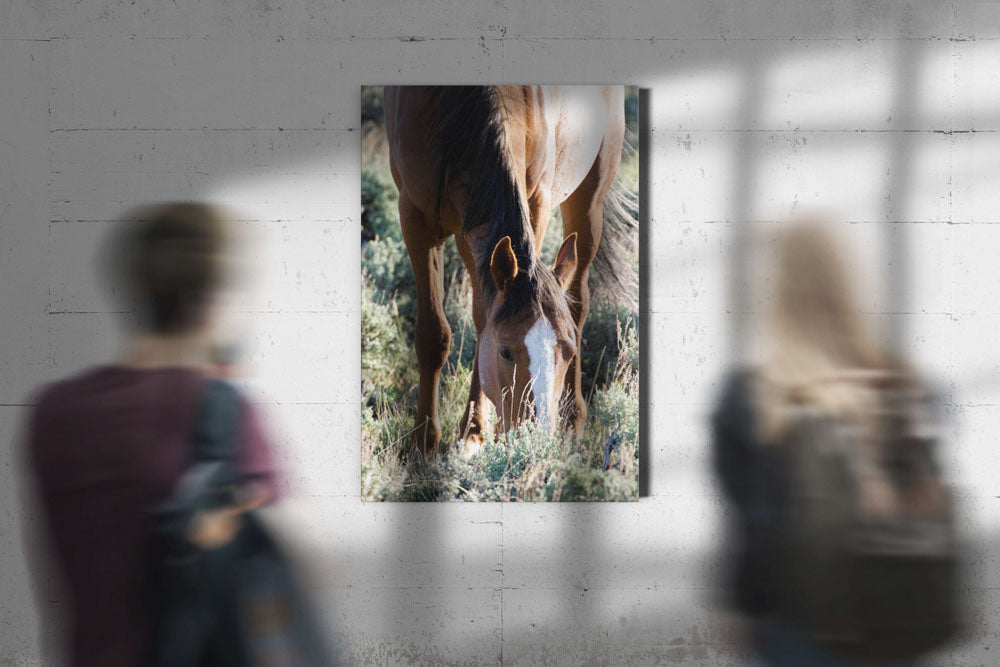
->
(430, 86, 566, 323)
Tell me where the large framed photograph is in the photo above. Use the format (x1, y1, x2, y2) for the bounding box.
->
(362, 85, 639, 501)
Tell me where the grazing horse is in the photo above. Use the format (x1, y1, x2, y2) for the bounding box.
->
(385, 85, 628, 458)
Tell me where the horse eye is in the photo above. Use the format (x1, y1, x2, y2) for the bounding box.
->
(499, 347, 514, 362)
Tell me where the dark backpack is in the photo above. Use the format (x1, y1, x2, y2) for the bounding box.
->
(780, 379, 961, 661)
(149, 379, 337, 666)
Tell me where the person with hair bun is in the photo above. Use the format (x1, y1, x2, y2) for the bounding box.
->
(712, 219, 956, 666)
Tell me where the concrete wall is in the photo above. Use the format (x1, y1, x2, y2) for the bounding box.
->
(2, 1, 998, 664)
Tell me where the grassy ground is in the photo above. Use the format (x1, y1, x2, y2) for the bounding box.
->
(361, 86, 640, 502)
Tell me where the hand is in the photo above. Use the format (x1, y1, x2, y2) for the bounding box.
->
(186, 508, 242, 550)
(185, 483, 268, 550)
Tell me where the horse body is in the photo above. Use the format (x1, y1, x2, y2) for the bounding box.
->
(385, 85, 625, 458)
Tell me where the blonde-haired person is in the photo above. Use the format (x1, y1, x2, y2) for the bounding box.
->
(711, 220, 939, 666)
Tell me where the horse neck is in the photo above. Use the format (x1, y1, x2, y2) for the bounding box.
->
(461, 170, 537, 300)
(462, 190, 537, 299)
(431, 86, 534, 298)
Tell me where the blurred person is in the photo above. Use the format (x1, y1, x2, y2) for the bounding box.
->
(19, 203, 283, 666)
(711, 220, 960, 666)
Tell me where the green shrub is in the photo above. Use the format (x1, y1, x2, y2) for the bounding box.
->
(592, 382, 639, 447)
(361, 166, 400, 243)
(360, 272, 414, 402)
(580, 303, 638, 398)
(544, 455, 637, 502)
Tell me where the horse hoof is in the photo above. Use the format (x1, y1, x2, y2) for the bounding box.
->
(459, 433, 484, 458)
(566, 409, 587, 440)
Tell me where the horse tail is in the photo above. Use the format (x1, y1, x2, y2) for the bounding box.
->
(590, 142, 639, 312)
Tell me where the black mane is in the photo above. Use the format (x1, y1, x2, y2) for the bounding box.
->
(431, 86, 566, 323)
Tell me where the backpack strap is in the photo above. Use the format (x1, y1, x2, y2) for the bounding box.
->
(190, 378, 243, 465)
(165, 378, 244, 513)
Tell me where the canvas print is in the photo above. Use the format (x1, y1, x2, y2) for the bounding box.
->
(361, 85, 639, 501)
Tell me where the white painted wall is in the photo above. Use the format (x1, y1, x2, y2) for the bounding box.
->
(2, 1, 998, 664)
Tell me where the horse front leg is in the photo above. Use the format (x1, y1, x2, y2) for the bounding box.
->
(558, 195, 605, 439)
(456, 235, 488, 456)
(400, 198, 451, 460)
(459, 353, 489, 456)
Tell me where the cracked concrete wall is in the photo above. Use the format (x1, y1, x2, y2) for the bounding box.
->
(2, 1, 999, 664)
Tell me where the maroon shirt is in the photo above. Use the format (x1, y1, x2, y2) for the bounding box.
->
(24, 365, 280, 667)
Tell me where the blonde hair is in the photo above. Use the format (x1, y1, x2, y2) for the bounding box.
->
(757, 220, 904, 441)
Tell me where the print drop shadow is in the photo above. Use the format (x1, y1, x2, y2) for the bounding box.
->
(638, 87, 651, 498)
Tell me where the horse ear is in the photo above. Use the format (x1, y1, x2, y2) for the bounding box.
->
(552, 232, 578, 290)
(490, 236, 518, 293)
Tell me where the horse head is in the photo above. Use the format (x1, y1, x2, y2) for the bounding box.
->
(477, 233, 580, 434)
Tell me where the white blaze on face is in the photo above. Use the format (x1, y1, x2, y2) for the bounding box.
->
(524, 314, 558, 429)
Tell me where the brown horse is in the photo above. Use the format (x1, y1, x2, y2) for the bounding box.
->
(385, 85, 630, 458)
